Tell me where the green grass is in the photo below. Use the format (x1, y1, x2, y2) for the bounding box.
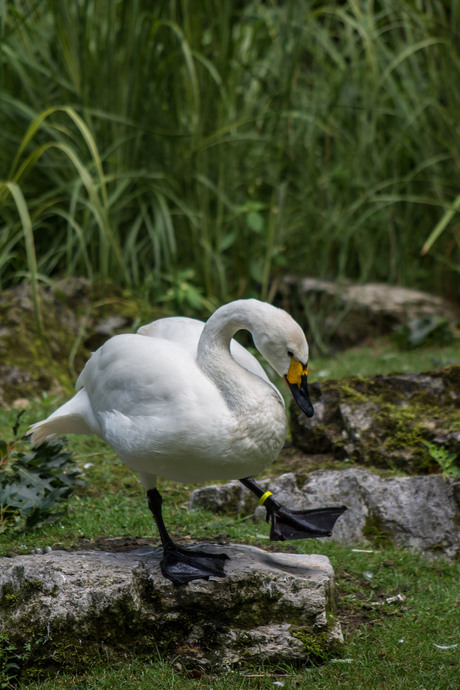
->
(2, 447, 459, 690)
(310, 335, 460, 381)
(1, 0, 460, 312)
(3, 498, 459, 690)
(1, 338, 459, 688)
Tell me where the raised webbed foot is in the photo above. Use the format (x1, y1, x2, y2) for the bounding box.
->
(160, 544, 229, 585)
(239, 477, 347, 542)
(266, 502, 347, 541)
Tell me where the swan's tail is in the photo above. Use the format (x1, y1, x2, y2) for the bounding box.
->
(28, 389, 98, 446)
(29, 417, 77, 445)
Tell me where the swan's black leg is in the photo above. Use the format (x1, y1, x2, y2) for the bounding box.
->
(146, 488, 228, 584)
(239, 477, 347, 541)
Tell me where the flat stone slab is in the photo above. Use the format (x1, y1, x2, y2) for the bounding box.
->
(0, 544, 342, 672)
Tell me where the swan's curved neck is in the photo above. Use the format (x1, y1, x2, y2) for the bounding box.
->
(199, 301, 251, 349)
(196, 300, 271, 412)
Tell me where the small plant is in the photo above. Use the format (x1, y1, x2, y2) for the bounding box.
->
(0, 633, 36, 688)
(157, 269, 217, 314)
(0, 634, 19, 688)
(0, 413, 83, 532)
(422, 441, 460, 479)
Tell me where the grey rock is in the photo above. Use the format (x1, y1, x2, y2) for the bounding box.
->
(0, 544, 342, 671)
(277, 277, 459, 347)
(190, 470, 460, 559)
(188, 479, 262, 514)
(189, 473, 305, 524)
(300, 469, 460, 558)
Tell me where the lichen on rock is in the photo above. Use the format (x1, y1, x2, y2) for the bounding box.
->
(0, 279, 153, 406)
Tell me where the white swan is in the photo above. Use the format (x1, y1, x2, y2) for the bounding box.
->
(30, 299, 345, 583)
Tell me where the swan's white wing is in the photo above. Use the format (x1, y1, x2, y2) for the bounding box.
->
(28, 387, 100, 445)
(137, 316, 204, 358)
(76, 333, 224, 417)
(137, 315, 282, 401)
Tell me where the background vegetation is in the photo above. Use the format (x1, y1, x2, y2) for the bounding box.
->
(1, 0, 460, 315)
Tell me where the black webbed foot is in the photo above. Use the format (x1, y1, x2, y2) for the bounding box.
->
(239, 477, 346, 541)
(160, 544, 229, 585)
(146, 487, 229, 584)
(266, 502, 347, 541)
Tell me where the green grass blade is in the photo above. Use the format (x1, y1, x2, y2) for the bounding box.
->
(0, 181, 49, 356)
(421, 193, 460, 256)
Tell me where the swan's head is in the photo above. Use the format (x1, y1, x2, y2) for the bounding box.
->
(252, 307, 314, 418)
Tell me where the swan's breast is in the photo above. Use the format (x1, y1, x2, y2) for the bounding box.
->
(99, 392, 287, 484)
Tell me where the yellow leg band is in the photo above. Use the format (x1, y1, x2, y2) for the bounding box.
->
(258, 490, 273, 506)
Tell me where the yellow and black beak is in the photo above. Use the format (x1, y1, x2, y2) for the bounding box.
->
(284, 359, 314, 418)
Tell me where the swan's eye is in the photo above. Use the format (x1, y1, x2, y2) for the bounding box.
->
(287, 350, 294, 358)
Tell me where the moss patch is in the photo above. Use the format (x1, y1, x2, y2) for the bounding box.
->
(0, 580, 44, 612)
(362, 515, 394, 547)
(291, 627, 337, 664)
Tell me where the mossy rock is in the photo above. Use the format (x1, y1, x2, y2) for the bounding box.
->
(291, 367, 460, 474)
(0, 279, 163, 406)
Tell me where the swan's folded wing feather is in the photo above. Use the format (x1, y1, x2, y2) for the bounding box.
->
(137, 316, 283, 402)
(137, 316, 204, 358)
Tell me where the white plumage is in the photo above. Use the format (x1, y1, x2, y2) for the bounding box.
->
(29, 299, 309, 491)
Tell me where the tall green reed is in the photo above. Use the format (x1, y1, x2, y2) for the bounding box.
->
(0, 0, 459, 318)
